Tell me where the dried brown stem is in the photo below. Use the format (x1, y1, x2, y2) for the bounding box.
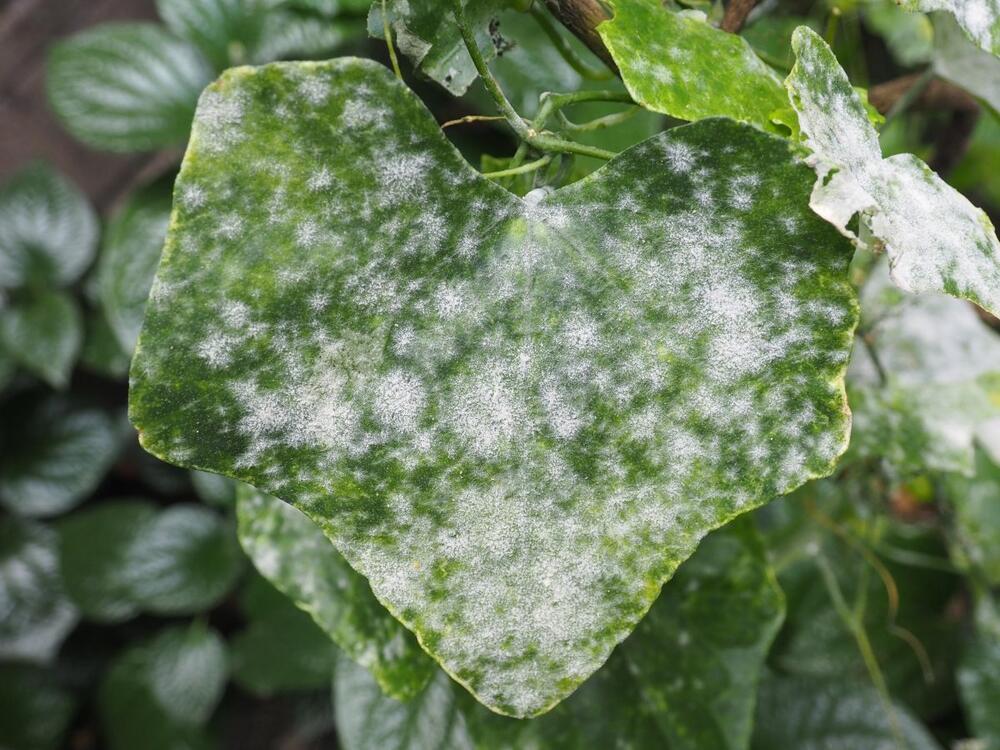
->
(868, 73, 979, 115)
(542, 0, 619, 75)
(720, 0, 757, 33)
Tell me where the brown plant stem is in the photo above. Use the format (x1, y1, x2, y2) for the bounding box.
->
(542, 0, 619, 75)
(721, 0, 757, 33)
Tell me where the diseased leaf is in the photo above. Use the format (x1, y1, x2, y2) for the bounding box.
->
(230, 574, 339, 696)
(129, 59, 856, 716)
(958, 599, 1000, 747)
(0, 290, 82, 388)
(47, 23, 214, 152)
(368, 0, 512, 95)
(0, 397, 122, 517)
(235, 485, 435, 700)
(598, 0, 789, 132)
(0, 163, 98, 289)
(253, 10, 361, 61)
(0, 665, 76, 750)
(942, 450, 1000, 584)
(96, 184, 172, 354)
(0, 518, 78, 663)
(786, 26, 1000, 314)
(335, 521, 785, 749)
(99, 622, 226, 750)
(934, 12, 1000, 114)
(847, 261, 1000, 476)
(897, 0, 1000, 56)
(751, 675, 941, 750)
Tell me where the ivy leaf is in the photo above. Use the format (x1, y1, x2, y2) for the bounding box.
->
(598, 0, 789, 132)
(0, 518, 78, 663)
(751, 675, 941, 750)
(235, 485, 435, 700)
(368, 0, 513, 95)
(0, 665, 76, 750)
(847, 261, 1000, 476)
(230, 574, 339, 696)
(47, 23, 214, 152)
(335, 521, 785, 749)
(0, 396, 122, 517)
(933, 12, 1000, 114)
(897, 0, 1000, 56)
(0, 163, 98, 289)
(787, 26, 1000, 314)
(1, 290, 82, 388)
(95, 184, 173, 354)
(942, 450, 1000, 585)
(99, 622, 226, 750)
(958, 599, 1000, 747)
(129, 59, 856, 716)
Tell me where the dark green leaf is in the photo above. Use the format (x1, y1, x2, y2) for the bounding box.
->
(0, 163, 97, 289)
(99, 622, 226, 750)
(0, 517, 78, 662)
(96, 184, 172, 354)
(0, 397, 121, 517)
(130, 58, 856, 716)
(958, 599, 1000, 748)
(80, 305, 131, 378)
(0, 664, 76, 750)
(236, 485, 435, 700)
(190, 469, 237, 507)
(230, 574, 338, 696)
(1, 290, 82, 388)
(47, 23, 214, 152)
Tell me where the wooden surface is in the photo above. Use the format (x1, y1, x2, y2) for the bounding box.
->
(0, 0, 164, 212)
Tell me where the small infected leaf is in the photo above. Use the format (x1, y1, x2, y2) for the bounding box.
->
(598, 0, 789, 132)
(933, 12, 1000, 114)
(786, 26, 1000, 314)
(130, 59, 856, 716)
(897, 0, 1000, 56)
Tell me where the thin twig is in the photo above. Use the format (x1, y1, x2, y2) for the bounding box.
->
(381, 0, 403, 80)
(720, 0, 757, 33)
(483, 154, 552, 178)
(441, 114, 506, 128)
(556, 106, 639, 132)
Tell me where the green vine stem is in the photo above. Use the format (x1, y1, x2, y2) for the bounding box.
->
(380, 0, 403, 80)
(482, 154, 552, 178)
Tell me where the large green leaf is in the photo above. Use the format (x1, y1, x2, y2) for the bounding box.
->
(335, 520, 784, 749)
(0, 397, 122, 517)
(0, 518, 78, 662)
(898, 0, 1000, 56)
(598, 0, 788, 132)
(0, 163, 97, 289)
(846, 260, 1000, 476)
(933, 12, 1000, 114)
(99, 622, 226, 750)
(942, 450, 1000, 585)
(47, 23, 214, 152)
(230, 573, 339, 696)
(95, 184, 173, 354)
(1, 290, 82, 389)
(129, 58, 856, 716)
(751, 675, 941, 750)
(786, 26, 1000, 314)
(236, 485, 435, 699)
(0, 665, 76, 750)
(368, 0, 513, 95)
(958, 599, 1000, 748)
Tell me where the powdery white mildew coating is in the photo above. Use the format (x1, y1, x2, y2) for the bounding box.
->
(787, 26, 1000, 315)
(900, 0, 1000, 55)
(129, 58, 856, 717)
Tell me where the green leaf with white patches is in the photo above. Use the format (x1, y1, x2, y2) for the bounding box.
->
(751, 675, 942, 750)
(959, 599, 1000, 747)
(847, 261, 1000, 476)
(47, 23, 214, 152)
(933, 12, 1000, 114)
(598, 0, 789, 132)
(99, 622, 226, 750)
(0, 163, 98, 289)
(786, 26, 1000, 314)
(368, 0, 513, 95)
(230, 573, 339, 696)
(0, 665, 76, 750)
(129, 59, 856, 716)
(1, 290, 82, 388)
(0, 397, 122, 517)
(235, 484, 435, 700)
(0, 518, 78, 663)
(335, 520, 785, 749)
(942, 450, 1000, 584)
(96, 184, 172, 354)
(897, 0, 1000, 56)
